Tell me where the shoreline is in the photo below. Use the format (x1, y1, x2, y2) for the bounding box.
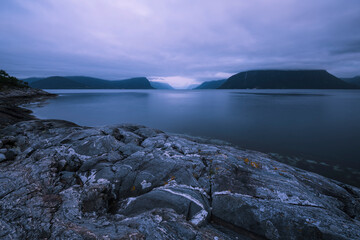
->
(3, 88, 360, 187)
(0, 88, 359, 239)
(0, 87, 56, 128)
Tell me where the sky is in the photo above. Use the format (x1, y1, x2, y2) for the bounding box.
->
(1, 0, 360, 88)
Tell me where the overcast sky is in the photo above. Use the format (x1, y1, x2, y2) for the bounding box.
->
(1, 0, 360, 88)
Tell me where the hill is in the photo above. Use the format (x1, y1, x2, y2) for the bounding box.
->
(150, 81, 174, 89)
(342, 76, 360, 87)
(194, 79, 226, 89)
(186, 84, 200, 90)
(30, 77, 87, 89)
(22, 77, 44, 84)
(110, 77, 154, 89)
(219, 70, 357, 89)
(25, 76, 154, 89)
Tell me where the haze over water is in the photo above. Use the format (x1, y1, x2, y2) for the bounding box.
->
(27, 89, 360, 185)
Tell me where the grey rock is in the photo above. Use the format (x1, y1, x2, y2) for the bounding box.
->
(0, 149, 7, 154)
(0, 153, 5, 162)
(4, 149, 17, 161)
(0, 119, 359, 240)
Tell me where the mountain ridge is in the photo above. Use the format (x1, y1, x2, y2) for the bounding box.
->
(194, 79, 226, 89)
(342, 76, 360, 87)
(23, 76, 155, 89)
(219, 70, 358, 89)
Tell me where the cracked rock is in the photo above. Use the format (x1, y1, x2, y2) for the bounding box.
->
(0, 119, 359, 239)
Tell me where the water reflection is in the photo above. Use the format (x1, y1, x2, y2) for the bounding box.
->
(27, 89, 360, 186)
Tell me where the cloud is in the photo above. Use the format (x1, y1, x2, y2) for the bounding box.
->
(1, 0, 360, 81)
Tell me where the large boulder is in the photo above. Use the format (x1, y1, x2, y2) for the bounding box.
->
(0, 120, 359, 239)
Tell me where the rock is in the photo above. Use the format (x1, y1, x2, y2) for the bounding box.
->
(0, 153, 5, 162)
(4, 149, 17, 161)
(0, 87, 56, 128)
(0, 119, 359, 239)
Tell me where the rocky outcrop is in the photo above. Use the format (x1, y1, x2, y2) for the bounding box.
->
(0, 88, 55, 128)
(0, 120, 359, 239)
(0, 87, 54, 99)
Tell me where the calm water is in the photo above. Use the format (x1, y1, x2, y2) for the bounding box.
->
(27, 89, 360, 185)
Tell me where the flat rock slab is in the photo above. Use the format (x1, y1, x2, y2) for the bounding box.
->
(0, 120, 359, 239)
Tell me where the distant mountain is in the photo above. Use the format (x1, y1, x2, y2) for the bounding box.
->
(186, 84, 200, 90)
(342, 76, 360, 87)
(150, 81, 174, 89)
(30, 77, 87, 89)
(110, 77, 154, 89)
(22, 77, 44, 83)
(194, 79, 226, 89)
(65, 76, 114, 88)
(219, 70, 358, 89)
(24, 76, 154, 89)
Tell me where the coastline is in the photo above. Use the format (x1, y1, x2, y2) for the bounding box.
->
(0, 88, 56, 128)
(0, 88, 359, 239)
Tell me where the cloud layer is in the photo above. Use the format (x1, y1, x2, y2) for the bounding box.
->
(1, 0, 360, 88)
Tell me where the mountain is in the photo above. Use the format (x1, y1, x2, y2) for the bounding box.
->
(342, 76, 360, 87)
(110, 77, 154, 89)
(219, 70, 358, 89)
(150, 81, 174, 90)
(194, 79, 226, 89)
(25, 76, 154, 89)
(186, 84, 200, 90)
(65, 76, 114, 88)
(30, 77, 88, 89)
(22, 77, 44, 84)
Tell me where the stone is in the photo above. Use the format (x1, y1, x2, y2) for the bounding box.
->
(0, 153, 6, 162)
(4, 149, 16, 161)
(0, 119, 359, 239)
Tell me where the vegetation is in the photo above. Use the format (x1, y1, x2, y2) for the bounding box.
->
(0, 70, 28, 89)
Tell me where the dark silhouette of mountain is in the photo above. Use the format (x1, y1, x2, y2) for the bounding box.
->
(110, 77, 154, 89)
(22, 77, 44, 83)
(30, 77, 87, 89)
(25, 76, 154, 89)
(65, 76, 114, 88)
(219, 70, 358, 89)
(342, 76, 360, 87)
(150, 81, 174, 89)
(194, 79, 226, 89)
(186, 84, 200, 90)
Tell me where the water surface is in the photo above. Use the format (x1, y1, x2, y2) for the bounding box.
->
(27, 89, 360, 186)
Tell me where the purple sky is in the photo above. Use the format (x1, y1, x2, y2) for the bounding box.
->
(1, 0, 360, 88)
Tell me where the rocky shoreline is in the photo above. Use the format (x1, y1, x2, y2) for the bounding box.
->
(0, 89, 359, 239)
(0, 88, 56, 128)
